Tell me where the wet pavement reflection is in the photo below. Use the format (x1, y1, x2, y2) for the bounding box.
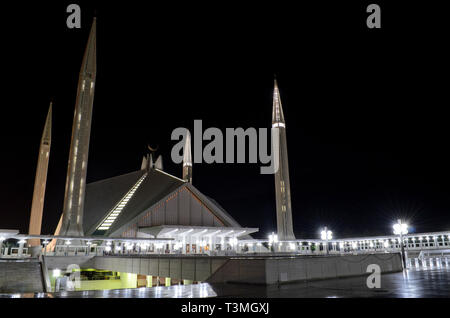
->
(1, 267, 449, 298)
(212, 267, 450, 298)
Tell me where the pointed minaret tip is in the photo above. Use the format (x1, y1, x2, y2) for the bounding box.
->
(91, 17, 97, 31)
(149, 153, 154, 169)
(155, 155, 163, 170)
(182, 130, 193, 183)
(183, 130, 192, 166)
(80, 17, 97, 79)
(272, 78, 285, 125)
(42, 102, 52, 145)
(141, 155, 148, 170)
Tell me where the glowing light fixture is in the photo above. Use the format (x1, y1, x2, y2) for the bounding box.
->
(97, 173, 147, 231)
(320, 229, 332, 240)
(268, 232, 278, 244)
(393, 221, 408, 235)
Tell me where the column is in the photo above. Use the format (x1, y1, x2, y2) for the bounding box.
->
(18, 240, 25, 257)
(147, 275, 153, 287)
(43, 241, 48, 256)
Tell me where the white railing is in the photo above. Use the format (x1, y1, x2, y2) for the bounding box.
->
(237, 231, 450, 255)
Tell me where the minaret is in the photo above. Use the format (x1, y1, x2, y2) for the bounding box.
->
(28, 103, 52, 246)
(272, 78, 295, 240)
(149, 153, 154, 169)
(60, 18, 97, 237)
(183, 130, 192, 183)
(140, 156, 147, 170)
(154, 155, 163, 170)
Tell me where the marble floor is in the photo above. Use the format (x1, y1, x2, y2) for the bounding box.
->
(1, 267, 449, 298)
(213, 267, 450, 298)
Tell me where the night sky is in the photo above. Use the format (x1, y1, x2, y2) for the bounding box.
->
(1, 1, 449, 239)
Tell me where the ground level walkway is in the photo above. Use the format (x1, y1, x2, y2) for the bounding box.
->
(1, 267, 449, 298)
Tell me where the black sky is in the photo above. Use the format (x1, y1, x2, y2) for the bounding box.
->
(1, 1, 449, 239)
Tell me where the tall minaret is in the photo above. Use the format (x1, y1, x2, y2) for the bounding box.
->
(273, 78, 295, 241)
(60, 18, 97, 237)
(183, 130, 192, 183)
(28, 103, 52, 246)
(154, 155, 163, 170)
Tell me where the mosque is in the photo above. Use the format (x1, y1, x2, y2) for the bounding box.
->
(21, 17, 294, 257)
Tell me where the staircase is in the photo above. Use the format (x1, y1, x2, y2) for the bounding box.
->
(0, 259, 45, 293)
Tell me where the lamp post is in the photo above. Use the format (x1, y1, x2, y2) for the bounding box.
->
(393, 219, 408, 269)
(320, 227, 332, 255)
(268, 232, 278, 253)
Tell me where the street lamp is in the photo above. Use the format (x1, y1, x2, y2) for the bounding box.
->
(268, 232, 278, 252)
(393, 219, 408, 269)
(320, 227, 332, 255)
(320, 229, 332, 240)
(393, 221, 408, 236)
